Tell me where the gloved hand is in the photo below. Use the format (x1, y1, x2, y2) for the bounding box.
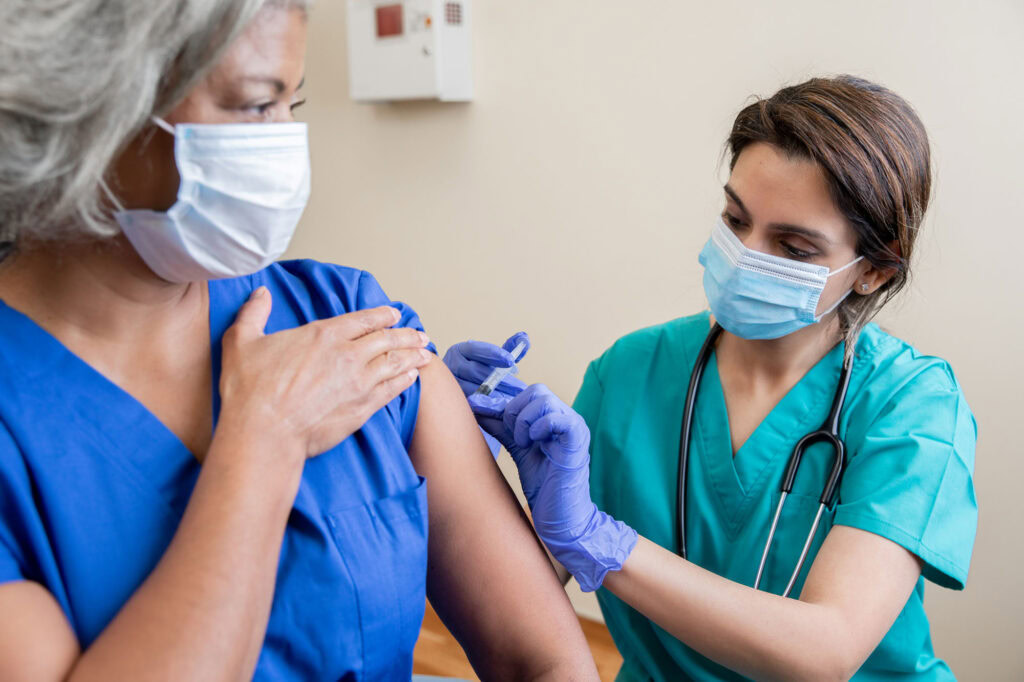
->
(497, 384, 638, 592)
(443, 333, 530, 456)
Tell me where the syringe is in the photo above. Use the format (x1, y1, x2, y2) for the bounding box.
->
(473, 340, 527, 396)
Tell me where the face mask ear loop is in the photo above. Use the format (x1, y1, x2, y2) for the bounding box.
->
(105, 117, 174, 218)
(826, 255, 864, 278)
(151, 116, 176, 136)
(816, 256, 864, 322)
(99, 178, 126, 213)
(814, 287, 855, 321)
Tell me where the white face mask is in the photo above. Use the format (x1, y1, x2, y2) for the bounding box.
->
(114, 116, 311, 283)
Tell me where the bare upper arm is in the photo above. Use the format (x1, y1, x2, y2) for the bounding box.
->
(408, 357, 597, 678)
(799, 525, 923, 672)
(0, 580, 79, 682)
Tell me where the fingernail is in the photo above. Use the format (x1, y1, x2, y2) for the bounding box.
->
(420, 348, 433, 361)
(389, 307, 401, 321)
(418, 331, 430, 346)
(250, 286, 268, 300)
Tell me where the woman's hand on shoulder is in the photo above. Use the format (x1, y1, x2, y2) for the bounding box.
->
(215, 286, 433, 463)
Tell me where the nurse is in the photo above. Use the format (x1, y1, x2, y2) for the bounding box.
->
(0, 1, 599, 679)
(446, 76, 978, 680)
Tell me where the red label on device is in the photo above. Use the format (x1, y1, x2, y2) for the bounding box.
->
(376, 4, 404, 38)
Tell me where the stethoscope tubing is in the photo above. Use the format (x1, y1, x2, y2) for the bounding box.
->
(676, 322, 855, 596)
(675, 323, 723, 560)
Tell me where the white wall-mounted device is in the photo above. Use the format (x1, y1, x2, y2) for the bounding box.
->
(346, 0, 473, 102)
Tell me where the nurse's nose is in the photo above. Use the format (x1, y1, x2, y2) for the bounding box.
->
(738, 225, 773, 255)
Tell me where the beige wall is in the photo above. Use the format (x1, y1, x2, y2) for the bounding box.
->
(290, 1, 1024, 677)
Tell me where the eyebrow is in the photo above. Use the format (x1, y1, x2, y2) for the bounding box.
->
(241, 75, 305, 93)
(723, 184, 834, 246)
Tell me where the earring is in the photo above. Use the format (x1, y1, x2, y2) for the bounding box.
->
(860, 283, 869, 292)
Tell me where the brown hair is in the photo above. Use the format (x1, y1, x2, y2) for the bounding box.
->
(727, 75, 932, 360)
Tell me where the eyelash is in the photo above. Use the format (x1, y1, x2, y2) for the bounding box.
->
(724, 213, 816, 260)
(245, 98, 307, 117)
(246, 101, 275, 116)
(780, 242, 814, 259)
(723, 213, 746, 231)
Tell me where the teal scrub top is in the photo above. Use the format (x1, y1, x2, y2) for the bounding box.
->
(575, 312, 977, 682)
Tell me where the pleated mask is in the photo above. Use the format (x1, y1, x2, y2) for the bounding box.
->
(698, 216, 862, 340)
(115, 116, 310, 283)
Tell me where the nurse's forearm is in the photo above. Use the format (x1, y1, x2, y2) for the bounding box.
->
(602, 535, 911, 682)
(68, 429, 304, 682)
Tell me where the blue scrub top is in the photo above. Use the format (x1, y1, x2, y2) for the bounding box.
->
(0, 260, 435, 680)
(575, 312, 978, 681)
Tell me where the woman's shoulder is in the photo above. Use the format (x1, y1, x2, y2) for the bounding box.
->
(256, 259, 391, 312)
(242, 260, 429, 334)
(853, 322, 964, 398)
(848, 322, 975, 446)
(249, 261, 430, 445)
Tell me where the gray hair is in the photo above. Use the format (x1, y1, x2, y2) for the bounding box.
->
(0, 0, 308, 256)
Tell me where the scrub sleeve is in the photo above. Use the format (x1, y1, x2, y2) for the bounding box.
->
(835, 358, 978, 590)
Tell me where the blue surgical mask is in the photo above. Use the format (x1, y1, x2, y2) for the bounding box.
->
(698, 217, 863, 340)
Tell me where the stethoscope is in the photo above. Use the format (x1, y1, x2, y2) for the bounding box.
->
(675, 323, 854, 598)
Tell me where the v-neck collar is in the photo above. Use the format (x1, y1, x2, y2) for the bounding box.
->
(692, 333, 844, 537)
(0, 279, 242, 515)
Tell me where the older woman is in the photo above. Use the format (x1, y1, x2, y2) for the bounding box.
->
(0, 1, 598, 680)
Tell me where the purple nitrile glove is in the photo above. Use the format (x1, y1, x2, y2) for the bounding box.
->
(443, 333, 530, 457)
(497, 384, 637, 592)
